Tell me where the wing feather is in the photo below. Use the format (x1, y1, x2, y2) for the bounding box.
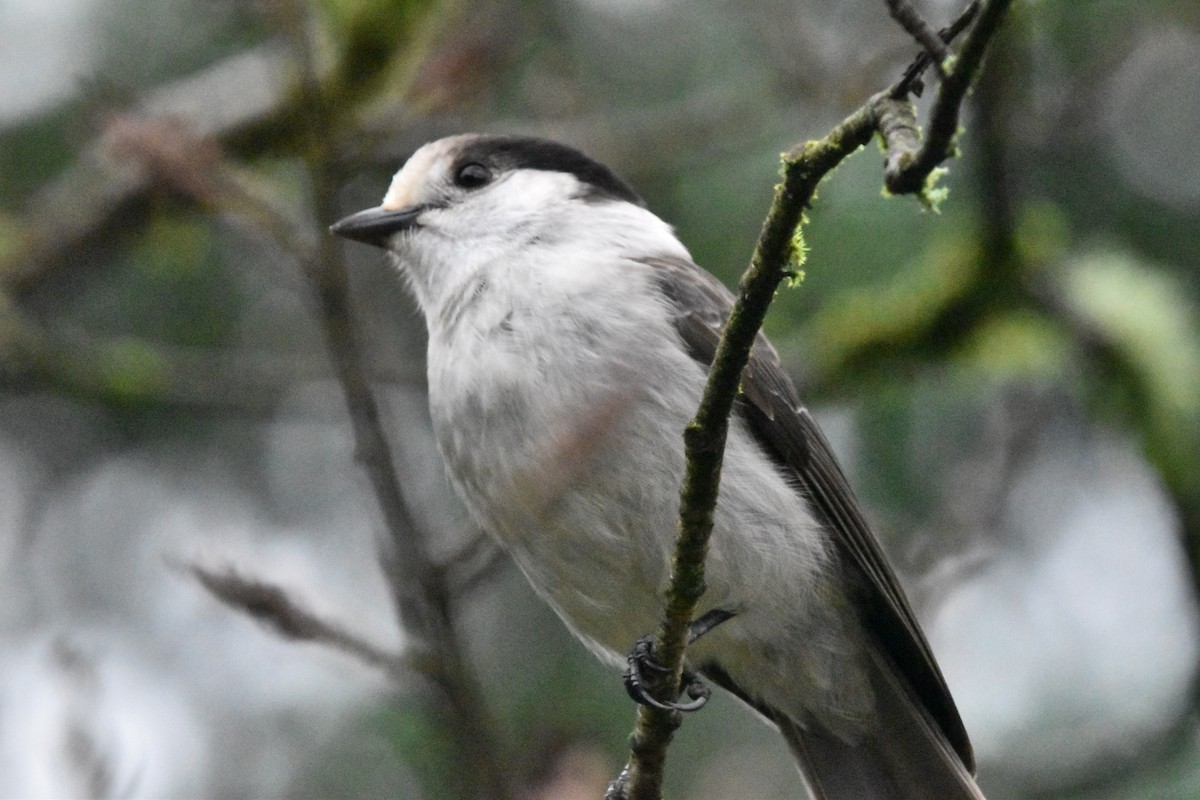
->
(639, 254, 974, 771)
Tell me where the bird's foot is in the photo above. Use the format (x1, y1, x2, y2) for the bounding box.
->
(622, 635, 711, 712)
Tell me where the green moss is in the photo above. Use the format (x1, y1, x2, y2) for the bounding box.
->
(783, 219, 808, 288)
(918, 166, 950, 213)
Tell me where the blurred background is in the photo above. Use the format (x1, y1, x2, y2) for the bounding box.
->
(2, 0, 1199, 798)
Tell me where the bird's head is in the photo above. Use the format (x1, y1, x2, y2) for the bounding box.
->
(330, 134, 687, 313)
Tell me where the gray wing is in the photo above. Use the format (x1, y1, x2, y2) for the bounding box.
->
(639, 254, 975, 772)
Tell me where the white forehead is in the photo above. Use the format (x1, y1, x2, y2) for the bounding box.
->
(381, 135, 473, 210)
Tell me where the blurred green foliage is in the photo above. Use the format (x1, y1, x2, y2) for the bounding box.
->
(76, 213, 234, 346)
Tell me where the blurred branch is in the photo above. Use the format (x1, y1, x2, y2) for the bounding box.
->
(59, 5, 513, 795)
(610, 1, 1013, 797)
(0, 296, 420, 411)
(184, 561, 413, 678)
(283, 5, 514, 798)
(972, 20, 1020, 269)
(0, 113, 425, 411)
(48, 638, 138, 799)
(0, 0, 459, 296)
(437, 531, 510, 598)
(0, 45, 293, 295)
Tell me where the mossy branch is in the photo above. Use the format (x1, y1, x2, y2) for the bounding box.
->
(609, 2, 1012, 797)
(883, 0, 1014, 196)
(609, 108, 877, 800)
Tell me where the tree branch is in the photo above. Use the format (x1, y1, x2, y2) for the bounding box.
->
(0, 297, 420, 412)
(610, 108, 878, 800)
(885, 0, 1014, 195)
(893, 1, 980, 97)
(885, 0, 951, 72)
(88, 8, 513, 797)
(0, 44, 293, 295)
(183, 561, 413, 678)
(282, 8, 514, 798)
(610, 2, 1013, 797)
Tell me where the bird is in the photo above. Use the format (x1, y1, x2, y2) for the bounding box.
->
(330, 133, 983, 800)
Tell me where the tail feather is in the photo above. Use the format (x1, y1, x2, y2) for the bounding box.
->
(775, 648, 984, 800)
(777, 714, 981, 800)
(702, 654, 984, 800)
(779, 718, 900, 800)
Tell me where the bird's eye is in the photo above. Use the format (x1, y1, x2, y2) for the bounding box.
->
(454, 162, 492, 189)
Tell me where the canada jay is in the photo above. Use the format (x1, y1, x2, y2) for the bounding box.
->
(331, 133, 983, 800)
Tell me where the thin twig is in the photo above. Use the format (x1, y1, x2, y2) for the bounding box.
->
(877, 0, 988, 200)
(885, 0, 950, 71)
(893, 0, 981, 97)
(184, 561, 412, 677)
(0, 299, 417, 411)
(886, 0, 1014, 194)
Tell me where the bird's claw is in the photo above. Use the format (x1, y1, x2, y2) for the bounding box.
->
(623, 635, 711, 713)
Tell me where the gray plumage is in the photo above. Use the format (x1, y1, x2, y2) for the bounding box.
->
(331, 133, 984, 799)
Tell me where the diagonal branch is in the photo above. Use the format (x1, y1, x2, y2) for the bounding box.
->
(884, 0, 1014, 195)
(183, 561, 412, 677)
(610, 108, 878, 800)
(282, 9, 514, 798)
(610, 1, 1013, 797)
(894, 0, 981, 97)
(886, 0, 951, 71)
(94, 9, 513, 797)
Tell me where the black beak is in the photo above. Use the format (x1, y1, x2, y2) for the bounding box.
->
(329, 206, 426, 248)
